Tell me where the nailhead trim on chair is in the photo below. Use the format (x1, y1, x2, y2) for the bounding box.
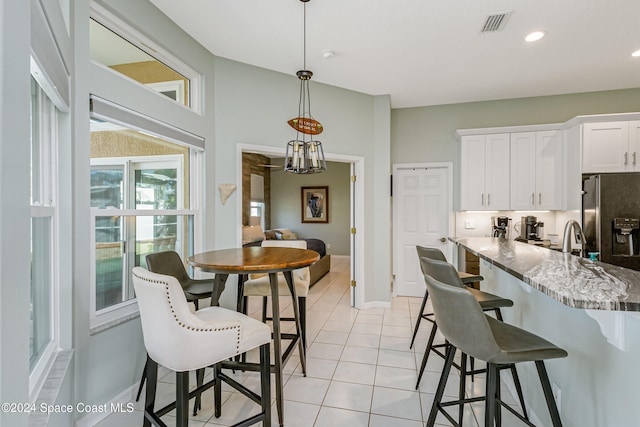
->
(133, 271, 242, 352)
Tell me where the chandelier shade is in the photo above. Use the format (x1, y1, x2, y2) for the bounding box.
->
(284, 0, 326, 174)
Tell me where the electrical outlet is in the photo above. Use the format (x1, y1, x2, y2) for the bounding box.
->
(465, 220, 475, 229)
(326, 243, 331, 249)
(552, 382, 562, 413)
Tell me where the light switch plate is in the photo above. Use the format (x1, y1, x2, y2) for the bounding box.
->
(465, 220, 475, 229)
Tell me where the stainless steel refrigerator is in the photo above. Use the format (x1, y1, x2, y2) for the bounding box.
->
(582, 173, 640, 271)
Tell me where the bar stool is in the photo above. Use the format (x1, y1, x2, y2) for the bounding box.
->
(136, 251, 219, 407)
(132, 267, 272, 427)
(417, 257, 528, 426)
(240, 239, 311, 350)
(410, 245, 484, 350)
(423, 272, 567, 427)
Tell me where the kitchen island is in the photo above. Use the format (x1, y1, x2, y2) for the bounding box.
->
(450, 237, 640, 427)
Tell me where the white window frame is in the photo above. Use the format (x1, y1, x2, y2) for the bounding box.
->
(89, 135, 203, 332)
(29, 76, 60, 401)
(89, 3, 202, 114)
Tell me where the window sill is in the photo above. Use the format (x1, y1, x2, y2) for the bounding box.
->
(29, 350, 73, 427)
(89, 310, 140, 335)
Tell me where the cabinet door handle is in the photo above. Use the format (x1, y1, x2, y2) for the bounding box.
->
(481, 193, 485, 206)
(625, 152, 628, 165)
(634, 152, 637, 166)
(531, 193, 535, 206)
(487, 193, 491, 206)
(539, 193, 542, 205)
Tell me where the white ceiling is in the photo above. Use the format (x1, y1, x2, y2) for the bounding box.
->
(149, 0, 640, 109)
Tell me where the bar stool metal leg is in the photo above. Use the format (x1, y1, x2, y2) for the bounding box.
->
(410, 287, 430, 349)
(269, 272, 285, 427)
(427, 344, 457, 427)
(536, 361, 563, 427)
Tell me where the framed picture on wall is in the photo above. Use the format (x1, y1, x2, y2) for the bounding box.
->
(301, 186, 329, 223)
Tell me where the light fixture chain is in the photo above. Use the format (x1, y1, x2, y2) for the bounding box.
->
(303, 1, 307, 70)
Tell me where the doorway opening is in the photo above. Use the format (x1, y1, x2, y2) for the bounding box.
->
(237, 144, 364, 308)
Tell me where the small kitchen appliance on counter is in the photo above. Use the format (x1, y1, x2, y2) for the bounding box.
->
(492, 216, 510, 239)
(515, 216, 543, 242)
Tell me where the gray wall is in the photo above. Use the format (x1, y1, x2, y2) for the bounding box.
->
(271, 161, 351, 256)
(391, 88, 640, 209)
(0, 2, 31, 425)
(212, 57, 392, 304)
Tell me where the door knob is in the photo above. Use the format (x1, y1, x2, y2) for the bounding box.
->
(440, 237, 446, 243)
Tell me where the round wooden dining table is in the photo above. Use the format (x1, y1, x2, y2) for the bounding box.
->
(188, 246, 319, 427)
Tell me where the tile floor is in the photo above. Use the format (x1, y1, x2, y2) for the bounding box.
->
(96, 256, 525, 426)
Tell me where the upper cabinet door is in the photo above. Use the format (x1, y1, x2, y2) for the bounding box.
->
(629, 121, 640, 171)
(509, 132, 537, 210)
(583, 122, 630, 173)
(485, 134, 510, 210)
(460, 135, 487, 210)
(535, 131, 562, 210)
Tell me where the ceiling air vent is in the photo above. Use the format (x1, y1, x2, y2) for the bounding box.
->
(481, 11, 511, 33)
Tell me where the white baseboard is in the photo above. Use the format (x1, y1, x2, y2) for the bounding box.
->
(74, 384, 138, 427)
(361, 301, 392, 309)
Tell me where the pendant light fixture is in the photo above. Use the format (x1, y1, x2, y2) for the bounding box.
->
(284, 0, 327, 174)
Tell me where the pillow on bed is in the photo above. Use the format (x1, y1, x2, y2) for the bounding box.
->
(242, 225, 265, 245)
(264, 229, 277, 240)
(275, 228, 298, 240)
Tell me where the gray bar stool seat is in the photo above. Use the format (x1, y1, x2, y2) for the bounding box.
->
(410, 246, 483, 350)
(417, 256, 528, 426)
(424, 267, 567, 427)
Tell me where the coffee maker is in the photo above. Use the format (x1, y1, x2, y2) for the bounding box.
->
(492, 216, 510, 239)
(516, 216, 543, 242)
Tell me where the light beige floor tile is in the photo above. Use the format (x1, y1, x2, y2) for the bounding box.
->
(369, 414, 423, 427)
(346, 332, 380, 348)
(339, 345, 379, 365)
(371, 386, 423, 421)
(333, 361, 377, 385)
(314, 330, 349, 346)
(283, 376, 330, 405)
(313, 406, 370, 427)
(378, 348, 417, 369)
(321, 380, 373, 412)
(307, 342, 344, 360)
(374, 365, 419, 391)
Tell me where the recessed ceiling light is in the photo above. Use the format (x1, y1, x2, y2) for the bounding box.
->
(632, 49, 640, 57)
(525, 31, 546, 42)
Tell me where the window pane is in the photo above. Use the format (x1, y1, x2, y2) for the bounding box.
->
(30, 78, 42, 205)
(94, 214, 194, 311)
(89, 19, 190, 107)
(91, 166, 124, 208)
(30, 217, 52, 369)
(95, 221, 124, 311)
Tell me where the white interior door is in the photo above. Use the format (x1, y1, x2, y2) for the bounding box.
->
(393, 164, 451, 297)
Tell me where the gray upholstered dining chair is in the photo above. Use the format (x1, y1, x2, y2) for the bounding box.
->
(132, 267, 272, 427)
(423, 271, 567, 427)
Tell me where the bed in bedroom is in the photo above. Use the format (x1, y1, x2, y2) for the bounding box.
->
(242, 226, 331, 286)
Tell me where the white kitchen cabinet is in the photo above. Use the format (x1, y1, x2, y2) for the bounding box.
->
(582, 121, 640, 173)
(460, 134, 510, 210)
(510, 131, 562, 210)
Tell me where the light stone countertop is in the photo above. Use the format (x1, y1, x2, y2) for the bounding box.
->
(451, 237, 640, 311)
